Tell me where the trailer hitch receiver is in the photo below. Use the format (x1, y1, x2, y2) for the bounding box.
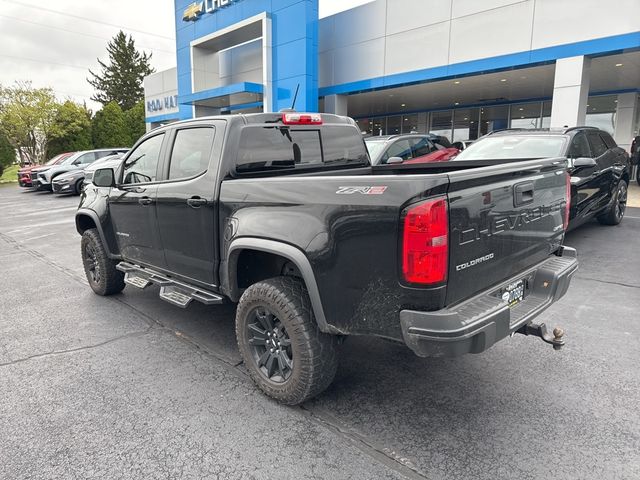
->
(516, 323, 565, 350)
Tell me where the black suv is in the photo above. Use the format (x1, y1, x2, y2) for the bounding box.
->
(455, 127, 630, 230)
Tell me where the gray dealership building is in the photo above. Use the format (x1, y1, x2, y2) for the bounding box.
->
(144, 0, 640, 150)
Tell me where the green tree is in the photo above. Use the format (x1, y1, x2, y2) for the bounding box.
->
(124, 101, 146, 146)
(0, 82, 60, 164)
(0, 132, 16, 176)
(48, 101, 93, 157)
(88, 31, 154, 111)
(92, 101, 130, 148)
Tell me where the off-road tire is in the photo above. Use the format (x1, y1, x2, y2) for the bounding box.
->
(597, 180, 627, 226)
(236, 276, 339, 405)
(81, 228, 125, 295)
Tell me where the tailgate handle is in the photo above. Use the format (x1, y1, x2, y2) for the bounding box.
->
(514, 182, 534, 206)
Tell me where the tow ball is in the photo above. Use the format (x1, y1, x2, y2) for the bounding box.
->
(516, 323, 565, 350)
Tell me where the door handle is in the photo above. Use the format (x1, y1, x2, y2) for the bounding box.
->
(187, 197, 207, 208)
(138, 197, 154, 206)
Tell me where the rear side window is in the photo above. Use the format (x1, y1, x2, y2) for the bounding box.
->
(587, 132, 608, 157)
(168, 127, 215, 180)
(567, 133, 591, 158)
(411, 138, 436, 157)
(236, 125, 367, 173)
(600, 132, 617, 149)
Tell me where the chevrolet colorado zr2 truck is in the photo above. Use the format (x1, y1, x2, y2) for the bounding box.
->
(75, 112, 578, 405)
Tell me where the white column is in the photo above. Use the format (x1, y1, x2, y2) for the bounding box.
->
(324, 94, 348, 116)
(614, 92, 639, 152)
(550, 56, 591, 129)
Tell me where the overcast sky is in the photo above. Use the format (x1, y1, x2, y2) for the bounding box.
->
(0, 0, 372, 112)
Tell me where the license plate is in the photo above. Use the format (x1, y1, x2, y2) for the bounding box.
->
(500, 279, 525, 308)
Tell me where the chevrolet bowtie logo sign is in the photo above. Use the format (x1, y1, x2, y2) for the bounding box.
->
(183, 2, 204, 22)
(183, 0, 238, 22)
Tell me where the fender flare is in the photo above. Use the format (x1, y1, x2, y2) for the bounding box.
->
(227, 238, 332, 333)
(75, 208, 117, 259)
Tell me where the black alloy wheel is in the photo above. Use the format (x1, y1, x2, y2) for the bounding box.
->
(84, 242, 101, 285)
(598, 180, 628, 225)
(235, 276, 339, 405)
(614, 181, 627, 221)
(80, 228, 125, 295)
(246, 307, 293, 383)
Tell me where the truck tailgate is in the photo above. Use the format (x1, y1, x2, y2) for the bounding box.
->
(445, 158, 567, 305)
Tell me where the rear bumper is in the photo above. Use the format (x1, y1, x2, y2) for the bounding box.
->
(400, 246, 578, 358)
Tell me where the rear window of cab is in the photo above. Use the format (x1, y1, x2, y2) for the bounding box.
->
(235, 125, 369, 173)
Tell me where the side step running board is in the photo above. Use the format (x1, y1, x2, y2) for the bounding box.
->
(117, 262, 224, 308)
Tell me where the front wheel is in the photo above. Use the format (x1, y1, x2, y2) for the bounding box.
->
(74, 179, 84, 195)
(597, 180, 628, 226)
(235, 276, 339, 405)
(81, 228, 125, 295)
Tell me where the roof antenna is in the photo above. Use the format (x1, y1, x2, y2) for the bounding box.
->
(279, 84, 300, 113)
(291, 84, 300, 111)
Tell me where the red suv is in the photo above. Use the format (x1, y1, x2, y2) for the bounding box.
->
(18, 153, 73, 187)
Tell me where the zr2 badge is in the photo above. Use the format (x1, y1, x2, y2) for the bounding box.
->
(336, 186, 388, 195)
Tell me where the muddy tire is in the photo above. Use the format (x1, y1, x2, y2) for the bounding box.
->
(236, 276, 339, 405)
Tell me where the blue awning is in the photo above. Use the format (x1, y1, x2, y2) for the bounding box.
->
(180, 82, 263, 109)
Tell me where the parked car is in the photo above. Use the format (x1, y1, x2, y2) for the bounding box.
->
(76, 112, 576, 405)
(32, 148, 128, 191)
(365, 134, 459, 165)
(18, 153, 72, 187)
(454, 127, 630, 229)
(52, 154, 125, 195)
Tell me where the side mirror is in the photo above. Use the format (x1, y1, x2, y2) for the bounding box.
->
(572, 157, 597, 169)
(93, 168, 116, 188)
(387, 156, 404, 164)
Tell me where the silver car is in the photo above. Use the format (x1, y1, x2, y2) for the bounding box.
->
(34, 148, 128, 190)
(52, 154, 125, 195)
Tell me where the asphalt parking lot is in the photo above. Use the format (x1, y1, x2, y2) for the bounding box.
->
(1, 184, 639, 480)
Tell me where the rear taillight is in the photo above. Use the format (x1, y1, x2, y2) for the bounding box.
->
(402, 197, 448, 285)
(564, 173, 571, 231)
(282, 113, 322, 125)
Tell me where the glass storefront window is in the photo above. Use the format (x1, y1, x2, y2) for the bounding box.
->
(510, 103, 543, 129)
(402, 114, 419, 133)
(541, 101, 552, 129)
(585, 95, 617, 134)
(430, 110, 453, 142)
(370, 118, 385, 136)
(386, 116, 401, 135)
(453, 108, 479, 141)
(356, 118, 372, 135)
(480, 105, 509, 136)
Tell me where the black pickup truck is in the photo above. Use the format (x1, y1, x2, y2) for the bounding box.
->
(76, 112, 578, 404)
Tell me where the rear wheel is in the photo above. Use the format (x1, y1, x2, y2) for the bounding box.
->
(597, 180, 627, 225)
(235, 276, 339, 405)
(81, 228, 125, 295)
